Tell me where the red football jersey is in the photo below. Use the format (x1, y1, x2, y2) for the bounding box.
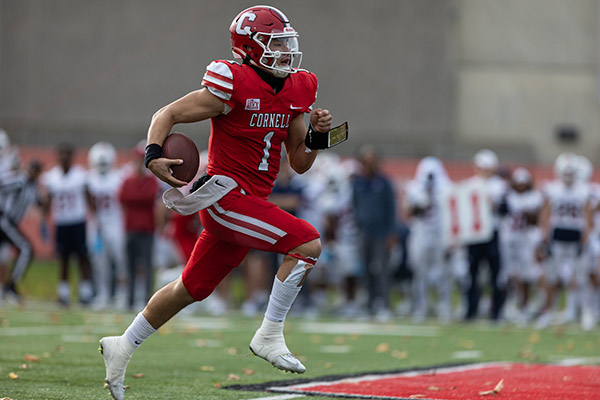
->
(201, 60, 318, 199)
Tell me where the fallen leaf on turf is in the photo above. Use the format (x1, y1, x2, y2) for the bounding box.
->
(409, 395, 425, 398)
(391, 350, 408, 359)
(242, 368, 255, 375)
(324, 362, 334, 369)
(227, 374, 241, 381)
(9, 372, 19, 379)
(493, 379, 504, 392)
(334, 336, 346, 345)
(42, 352, 51, 358)
(427, 386, 442, 391)
(458, 339, 475, 349)
(158, 326, 171, 335)
(24, 354, 41, 362)
(19, 364, 28, 369)
(1, 397, 15, 400)
(563, 376, 572, 381)
(55, 345, 64, 353)
(529, 332, 540, 344)
(132, 373, 145, 378)
(567, 340, 575, 351)
(123, 385, 130, 390)
(200, 366, 215, 372)
(49, 311, 61, 324)
(479, 379, 503, 395)
(212, 383, 222, 388)
(376, 342, 390, 353)
(226, 347, 240, 355)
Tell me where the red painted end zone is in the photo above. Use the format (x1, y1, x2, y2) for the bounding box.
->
(270, 363, 600, 400)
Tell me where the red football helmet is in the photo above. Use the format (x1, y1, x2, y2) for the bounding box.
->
(229, 5, 302, 77)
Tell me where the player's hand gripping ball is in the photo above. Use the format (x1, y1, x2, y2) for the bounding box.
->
(162, 132, 200, 183)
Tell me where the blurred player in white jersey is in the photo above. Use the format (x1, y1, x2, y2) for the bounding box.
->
(499, 167, 543, 324)
(575, 155, 599, 330)
(318, 156, 362, 318)
(404, 157, 454, 322)
(42, 143, 93, 306)
(87, 142, 127, 310)
(536, 153, 593, 328)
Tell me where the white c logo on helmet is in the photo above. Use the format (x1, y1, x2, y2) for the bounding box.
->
(236, 12, 256, 35)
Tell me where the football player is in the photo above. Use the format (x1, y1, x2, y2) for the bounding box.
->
(536, 153, 593, 328)
(575, 155, 599, 330)
(100, 6, 343, 399)
(499, 167, 543, 324)
(42, 143, 93, 306)
(86, 142, 127, 310)
(403, 157, 454, 322)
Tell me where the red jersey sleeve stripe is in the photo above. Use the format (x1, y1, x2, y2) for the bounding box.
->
(205, 70, 233, 85)
(202, 76, 233, 94)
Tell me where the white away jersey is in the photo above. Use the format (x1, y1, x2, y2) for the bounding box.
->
(543, 180, 591, 231)
(43, 165, 88, 225)
(503, 189, 543, 233)
(405, 181, 443, 236)
(87, 169, 124, 225)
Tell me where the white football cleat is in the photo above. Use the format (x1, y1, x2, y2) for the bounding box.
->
(249, 319, 305, 374)
(99, 336, 135, 400)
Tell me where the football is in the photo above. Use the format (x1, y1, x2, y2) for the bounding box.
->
(162, 132, 200, 183)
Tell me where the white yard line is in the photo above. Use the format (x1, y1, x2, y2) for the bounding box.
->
(0, 325, 119, 336)
(300, 321, 440, 337)
(246, 394, 306, 400)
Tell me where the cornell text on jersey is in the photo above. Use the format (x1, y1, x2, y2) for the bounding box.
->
(249, 113, 291, 129)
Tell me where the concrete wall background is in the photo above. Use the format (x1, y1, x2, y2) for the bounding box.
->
(0, 0, 453, 157)
(1, 0, 599, 164)
(455, 0, 600, 163)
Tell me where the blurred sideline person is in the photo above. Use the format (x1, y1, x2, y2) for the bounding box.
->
(42, 143, 93, 306)
(118, 143, 159, 311)
(100, 6, 340, 399)
(576, 155, 600, 330)
(322, 157, 362, 318)
(536, 153, 593, 329)
(403, 157, 453, 322)
(0, 129, 22, 301)
(87, 142, 128, 310)
(464, 149, 507, 321)
(352, 145, 396, 321)
(499, 167, 543, 324)
(0, 160, 43, 303)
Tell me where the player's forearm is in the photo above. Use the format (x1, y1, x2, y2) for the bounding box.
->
(147, 107, 175, 146)
(288, 146, 318, 174)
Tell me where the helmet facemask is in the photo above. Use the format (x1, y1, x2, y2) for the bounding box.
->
(252, 28, 302, 77)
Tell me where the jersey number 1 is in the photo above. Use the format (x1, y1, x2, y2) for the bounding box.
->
(258, 131, 275, 171)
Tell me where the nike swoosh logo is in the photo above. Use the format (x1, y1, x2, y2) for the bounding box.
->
(289, 104, 304, 110)
(134, 341, 141, 345)
(215, 180, 226, 188)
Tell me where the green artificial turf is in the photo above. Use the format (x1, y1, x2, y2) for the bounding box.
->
(1, 263, 598, 399)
